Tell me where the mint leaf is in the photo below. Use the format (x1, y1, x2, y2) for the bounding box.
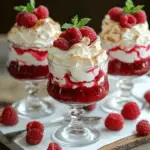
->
(132, 5, 144, 13)
(26, 3, 33, 13)
(62, 23, 74, 29)
(125, 0, 134, 9)
(77, 18, 91, 28)
(14, 6, 27, 12)
(72, 15, 78, 26)
(30, 0, 35, 9)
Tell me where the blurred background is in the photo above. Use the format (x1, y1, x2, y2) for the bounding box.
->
(0, 0, 150, 74)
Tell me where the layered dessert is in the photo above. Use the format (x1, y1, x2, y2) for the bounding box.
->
(101, 0, 150, 76)
(7, 0, 60, 79)
(47, 16, 109, 104)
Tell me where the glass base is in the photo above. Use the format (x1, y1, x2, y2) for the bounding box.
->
(52, 125, 100, 147)
(100, 91, 144, 113)
(13, 97, 55, 119)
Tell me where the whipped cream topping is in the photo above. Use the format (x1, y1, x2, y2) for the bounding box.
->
(101, 15, 150, 63)
(101, 15, 150, 50)
(48, 36, 108, 88)
(8, 44, 48, 66)
(8, 18, 60, 48)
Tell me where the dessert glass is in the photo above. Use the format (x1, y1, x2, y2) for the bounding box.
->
(7, 18, 60, 119)
(100, 15, 150, 113)
(47, 57, 109, 146)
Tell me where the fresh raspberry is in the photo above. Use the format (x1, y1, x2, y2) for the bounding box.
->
(26, 128, 43, 145)
(27, 121, 44, 133)
(83, 103, 96, 111)
(121, 102, 141, 120)
(47, 142, 62, 150)
(60, 31, 71, 41)
(54, 38, 70, 50)
(136, 120, 150, 136)
(64, 27, 82, 45)
(134, 10, 147, 24)
(80, 26, 97, 44)
(1, 106, 18, 126)
(34, 5, 49, 19)
(16, 12, 25, 26)
(108, 7, 123, 22)
(144, 90, 150, 104)
(105, 113, 124, 131)
(20, 13, 38, 28)
(120, 14, 137, 28)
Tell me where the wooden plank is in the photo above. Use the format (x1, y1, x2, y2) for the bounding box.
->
(100, 134, 150, 150)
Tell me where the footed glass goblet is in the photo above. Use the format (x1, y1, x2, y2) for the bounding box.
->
(47, 58, 109, 147)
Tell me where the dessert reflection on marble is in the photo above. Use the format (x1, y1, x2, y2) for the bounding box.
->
(47, 16, 109, 147)
(7, 0, 60, 119)
(100, 0, 150, 113)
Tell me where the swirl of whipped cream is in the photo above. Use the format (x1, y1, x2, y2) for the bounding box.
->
(8, 18, 61, 48)
(48, 36, 108, 84)
(101, 15, 150, 50)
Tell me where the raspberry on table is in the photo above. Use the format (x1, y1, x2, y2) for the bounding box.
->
(16, 12, 25, 26)
(134, 10, 146, 24)
(136, 120, 150, 136)
(144, 90, 150, 104)
(105, 113, 124, 131)
(80, 26, 97, 44)
(54, 38, 70, 50)
(65, 27, 82, 45)
(120, 14, 137, 28)
(27, 121, 44, 133)
(20, 13, 38, 28)
(34, 5, 49, 19)
(1, 106, 18, 126)
(47, 142, 62, 150)
(83, 103, 96, 111)
(108, 7, 123, 22)
(26, 128, 43, 145)
(121, 102, 141, 120)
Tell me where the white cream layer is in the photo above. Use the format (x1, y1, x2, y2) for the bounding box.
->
(48, 36, 108, 87)
(8, 18, 60, 48)
(8, 44, 48, 66)
(101, 15, 150, 63)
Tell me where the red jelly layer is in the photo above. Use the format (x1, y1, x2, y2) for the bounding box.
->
(108, 45, 150, 76)
(8, 61, 49, 80)
(47, 71, 109, 104)
(108, 57, 150, 76)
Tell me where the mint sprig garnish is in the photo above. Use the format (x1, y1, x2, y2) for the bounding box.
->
(62, 15, 91, 29)
(123, 0, 144, 14)
(14, 0, 35, 13)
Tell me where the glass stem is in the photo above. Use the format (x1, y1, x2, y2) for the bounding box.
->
(116, 78, 133, 98)
(68, 106, 85, 134)
(25, 80, 41, 108)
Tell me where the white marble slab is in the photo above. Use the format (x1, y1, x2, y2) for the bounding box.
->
(0, 76, 150, 150)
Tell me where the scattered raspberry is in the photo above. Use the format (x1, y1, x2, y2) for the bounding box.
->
(54, 38, 70, 50)
(26, 128, 43, 145)
(47, 142, 62, 150)
(34, 5, 49, 19)
(16, 12, 25, 26)
(1, 106, 18, 126)
(121, 102, 141, 120)
(105, 113, 124, 131)
(65, 27, 82, 45)
(80, 26, 97, 44)
(120, 14, 137, 28)
(27, 121, 44, 133)
(60, 31, 71, 41)
(144, 90, 150, 104)
(136, 120, 150, 136)
(108, 7, 123, 22)
(134, 10, 147, 24)
(20, 13, 38, 28)
(83, 103, 96, 111)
